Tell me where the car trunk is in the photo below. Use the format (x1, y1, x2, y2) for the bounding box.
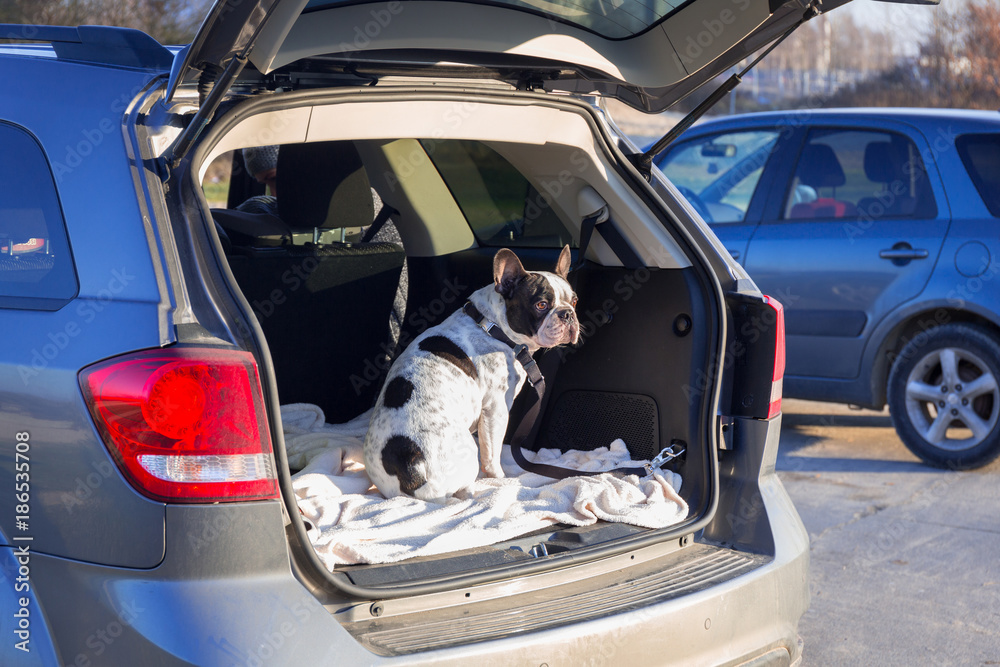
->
(128, 0, 795, 645)
(165, 82, 731, 591)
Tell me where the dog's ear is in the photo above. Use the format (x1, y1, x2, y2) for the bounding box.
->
(555, 244, 572, 280)
(494, 248, 527, 299)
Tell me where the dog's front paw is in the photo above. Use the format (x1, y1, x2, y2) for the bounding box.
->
(481, 463, 506, 479)
(450, 485, 476, 502)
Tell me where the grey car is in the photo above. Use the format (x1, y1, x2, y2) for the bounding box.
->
(0, 0, 915, 664)
(655, 108, 1000, 470)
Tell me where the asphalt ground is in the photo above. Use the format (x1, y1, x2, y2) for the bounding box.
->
(777, 399, 1000, 666)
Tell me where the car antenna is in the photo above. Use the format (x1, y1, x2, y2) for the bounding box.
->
(631, 2, 820, 180)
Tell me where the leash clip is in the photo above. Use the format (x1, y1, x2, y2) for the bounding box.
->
(643, 445, 685, 477)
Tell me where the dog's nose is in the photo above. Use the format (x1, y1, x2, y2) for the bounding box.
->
(558, 308, 574, 321)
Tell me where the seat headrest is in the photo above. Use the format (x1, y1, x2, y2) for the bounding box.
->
(276, 141, 374, 230)
(795, 144, 846, 189)
(864, 141, 903, 184)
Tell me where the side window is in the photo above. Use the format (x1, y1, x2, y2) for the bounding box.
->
(421, 139, 575, 248)
(655, 130, 779, 223)
(956, 133, 1000, 217)
(783, 129, 937, 221)
(0, 123, 77, 310)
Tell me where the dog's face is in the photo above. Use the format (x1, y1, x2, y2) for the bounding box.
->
(493, 245, 580, 348)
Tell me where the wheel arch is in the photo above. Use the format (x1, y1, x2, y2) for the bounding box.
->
(867, 301, 1000, 409)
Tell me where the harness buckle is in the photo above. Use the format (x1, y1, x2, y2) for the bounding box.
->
(514, 344, 541, 387)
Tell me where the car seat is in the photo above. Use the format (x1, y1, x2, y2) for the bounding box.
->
(276, 140, 375, 232)
(217, 141, 405, 423)
(787, 143, 858, 219)
(855, 141, 932, 219)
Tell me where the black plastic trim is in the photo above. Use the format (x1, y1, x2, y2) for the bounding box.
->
(725, 292, 781, 420)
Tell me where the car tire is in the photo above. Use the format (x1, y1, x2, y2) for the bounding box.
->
(887, 323, 1000, 470)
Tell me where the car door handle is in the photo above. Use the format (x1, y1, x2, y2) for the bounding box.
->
(879, 248, 928, 260)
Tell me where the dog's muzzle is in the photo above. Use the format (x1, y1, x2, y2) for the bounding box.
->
(552, 306, 580, 345)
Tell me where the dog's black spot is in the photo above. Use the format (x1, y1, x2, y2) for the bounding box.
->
(381, 435, 427, 495)
(419, 336, 478, 380)
(382, 376, 414, 408)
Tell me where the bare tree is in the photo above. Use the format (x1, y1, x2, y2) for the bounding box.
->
(960, 0, 1000, 104)
(0, 0, 212, 44)
(797, 0, 1000, 110)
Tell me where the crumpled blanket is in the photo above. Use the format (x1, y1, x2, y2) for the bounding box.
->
(283, 403, 689, 566)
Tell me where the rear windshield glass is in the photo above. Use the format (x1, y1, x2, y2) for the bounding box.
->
(304, 0, 692, 39)
(421, 139, 575, 248)
(956, 133, 1000, 218)
(0, 122, 78, 310)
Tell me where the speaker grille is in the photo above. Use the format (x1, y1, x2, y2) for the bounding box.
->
(542, 391, 659, 460)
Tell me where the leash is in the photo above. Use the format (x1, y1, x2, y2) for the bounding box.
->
(463, 301, 682, 479)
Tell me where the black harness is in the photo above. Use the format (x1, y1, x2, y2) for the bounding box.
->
(463, 301, 681, 479)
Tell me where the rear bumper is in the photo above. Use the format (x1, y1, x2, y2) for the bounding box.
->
(347, 416, 809, 665)
(24, 420, 807, 666)
(371, 475, 808, 666)
(26, 502, 375, 666)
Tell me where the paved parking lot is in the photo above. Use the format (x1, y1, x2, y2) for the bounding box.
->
(777, 399, 1000, 666)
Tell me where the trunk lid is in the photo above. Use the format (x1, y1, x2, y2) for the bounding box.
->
(168, 0, 853, 113)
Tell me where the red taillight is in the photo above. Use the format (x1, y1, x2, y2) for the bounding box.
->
(80, 348, 278, 503)
(763, 295, 785, 419)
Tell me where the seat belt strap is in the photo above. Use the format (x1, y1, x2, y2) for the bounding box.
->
(360, 204, 398, 243)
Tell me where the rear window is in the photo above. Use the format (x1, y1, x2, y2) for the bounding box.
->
(0, 123, 77, 310)
(304, 0, 694, 39)
(956, 133, 1000, 217)
(421, 139, 575, 248)
(782, 128, 936, 221)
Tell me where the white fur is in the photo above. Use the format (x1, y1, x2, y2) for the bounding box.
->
(363, 268, 578, 503)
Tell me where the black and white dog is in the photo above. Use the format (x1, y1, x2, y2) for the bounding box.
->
(363, 246, 580, 502)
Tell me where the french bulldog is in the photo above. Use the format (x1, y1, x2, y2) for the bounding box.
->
(363, 245, 580, 502)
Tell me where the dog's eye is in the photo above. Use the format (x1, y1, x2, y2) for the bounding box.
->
(571, 296, 578, 307)
(535, 301, 549, 311)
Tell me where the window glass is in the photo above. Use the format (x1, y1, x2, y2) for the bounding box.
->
(956, 133, 1000, 218)
(783, 129, 936, 221)
(421, 139, 575, 248)
(0, 123, 77, 310)
(655, 130, 779, 223)
(305, 0, 692, 40)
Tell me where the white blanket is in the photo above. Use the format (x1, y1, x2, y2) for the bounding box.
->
(284, 403, 689, 566)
